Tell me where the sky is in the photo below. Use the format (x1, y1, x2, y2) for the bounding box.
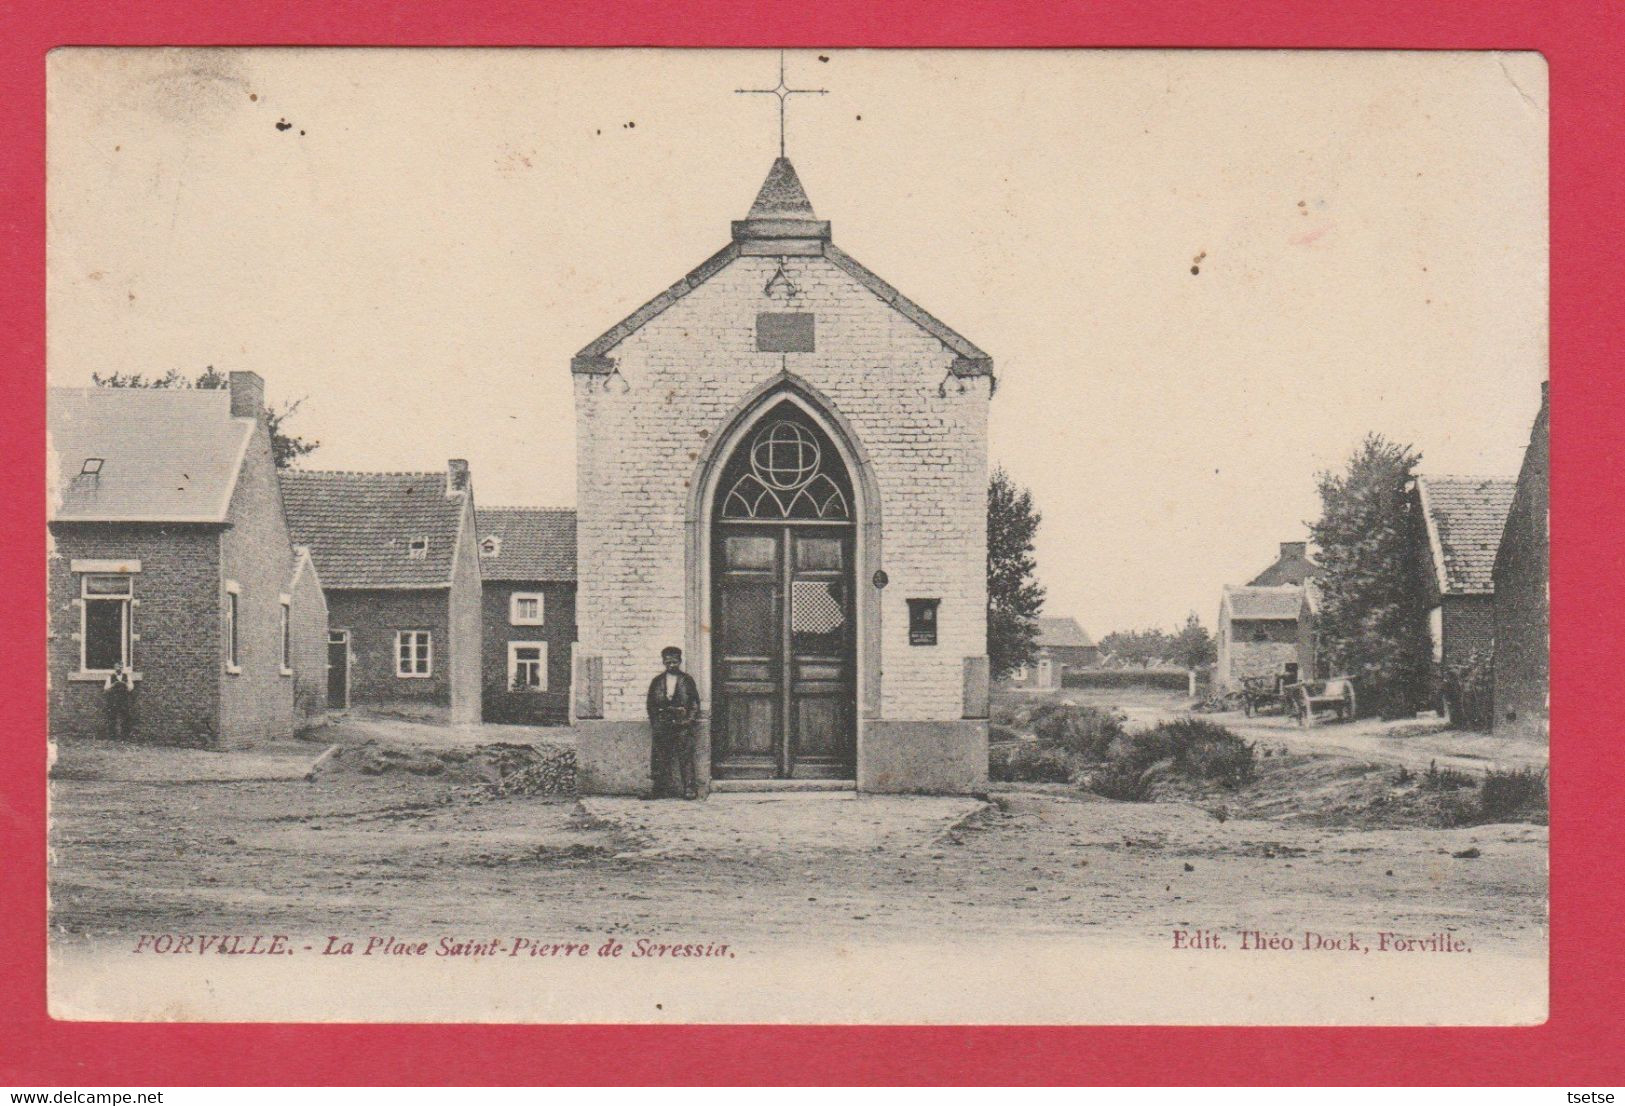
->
(46, 49, 1548, 635)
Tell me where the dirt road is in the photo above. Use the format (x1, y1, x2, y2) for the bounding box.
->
(48, 734, 1546, 958)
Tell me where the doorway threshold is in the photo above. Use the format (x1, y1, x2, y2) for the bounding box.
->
(709, 778, 857, 794)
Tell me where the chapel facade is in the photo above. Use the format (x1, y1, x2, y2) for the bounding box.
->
(571, 158, 992, 795)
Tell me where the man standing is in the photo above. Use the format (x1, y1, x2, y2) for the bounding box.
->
(104, 662, 135, 742)
(646, 646, 701, 799)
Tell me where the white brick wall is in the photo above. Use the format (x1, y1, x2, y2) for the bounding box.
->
(575, 253, 989, 723)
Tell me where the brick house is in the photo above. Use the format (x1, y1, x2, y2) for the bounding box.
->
(570, 157, 992, 795)
(282, 463, 482, 723)
(1216, 585, 1308, 693)
(1006, 617, 1098, 689)
(1492, 384, 1549, 737)
(1411, 476, 1517, 699)
(47, 372, 328, 746)
(475, 507, 577, 726)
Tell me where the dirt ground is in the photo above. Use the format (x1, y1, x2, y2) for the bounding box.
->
(48, 707, 1547, 958)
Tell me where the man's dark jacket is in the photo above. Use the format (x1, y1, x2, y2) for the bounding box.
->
(646, 669, 701, 728)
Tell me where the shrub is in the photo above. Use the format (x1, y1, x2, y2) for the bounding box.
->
(1421, 759, 1477, 792)
(989, 723, 1024, 744)
(1441, 648, 1495, 731)
(1087, 758, 1160, 801)
(1086, 718, 1255, 800)
(1030, 702, 1125, 760)
(989, 742, 1076, 783)
(1479, 767, 1548, 822)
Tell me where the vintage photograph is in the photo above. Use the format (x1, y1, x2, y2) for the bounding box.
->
(44, 48, 1548, 1024)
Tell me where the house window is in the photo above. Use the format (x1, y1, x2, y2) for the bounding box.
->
(480, 536, 501, 558)
(407, 538, 429, 559)
(510, 592, 545, 626)
(80, 574, 132, 672)
(279, 595, 292, 675)
(508, 642, 548, 692)
(1011, 664, 1029, 682)
(225, 581, 241, 673)
(396, 630, 432, 677)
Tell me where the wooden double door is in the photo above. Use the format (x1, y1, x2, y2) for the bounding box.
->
(712, 524, 855, 780)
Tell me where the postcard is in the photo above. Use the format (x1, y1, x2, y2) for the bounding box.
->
(44, 47, 1548, 1024)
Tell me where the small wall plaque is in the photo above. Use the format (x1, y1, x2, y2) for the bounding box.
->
(907, 598, 940, 646)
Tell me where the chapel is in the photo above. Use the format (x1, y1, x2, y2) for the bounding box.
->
(570, 156, 993, 795)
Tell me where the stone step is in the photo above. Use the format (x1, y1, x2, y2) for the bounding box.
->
(709, 778, 857, 794)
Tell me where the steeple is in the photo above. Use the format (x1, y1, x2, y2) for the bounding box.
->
(748, 157, 817, 219)
(732, 157, 830, 250)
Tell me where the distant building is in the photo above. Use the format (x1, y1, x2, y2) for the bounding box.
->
(475, 508, 577, 726)
(283, 463, 482, 724)
(47, 372, 328, 746)
(1216, 585, 1307, 693)
(1411, 476, 1518, 713)
(1492, 385, 1549, 737)
(1214, 540, 1320, 693)
(1247, 541, 1317, 587)
(1006, 617, 1097, 689)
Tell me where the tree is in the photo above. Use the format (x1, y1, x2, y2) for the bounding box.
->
(987, 467, 1045, 680)
(92, 366, 320, 469)
(1098, 627, 1174, 668)
(1171, 611, 1216, 670)
(1308, 433, 1431, 718)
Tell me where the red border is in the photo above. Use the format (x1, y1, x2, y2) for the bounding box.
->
(4, 0, 1622, 1086)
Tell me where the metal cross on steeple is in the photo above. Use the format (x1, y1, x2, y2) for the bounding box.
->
(735, 51, 828, 159)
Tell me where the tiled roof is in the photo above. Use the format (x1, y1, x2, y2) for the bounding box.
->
(1035, 617, 1094, 648)
(1224, 585, 1304, 620)
(1416, 476, 1518, 595)
(281, 470, 468, 589)
(48, 387, 252, 523)
(476, 508, 576, 582)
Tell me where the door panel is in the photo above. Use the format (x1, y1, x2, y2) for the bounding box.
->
(712, 525, 854, 780)
(326, 633, 349, 709)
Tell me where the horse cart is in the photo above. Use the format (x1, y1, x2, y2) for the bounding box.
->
(1285, 677, 1358, 726)
(1239, 674, 1291, 717)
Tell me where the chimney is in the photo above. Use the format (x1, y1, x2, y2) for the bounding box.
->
(447, 458, 470, 496)
(228, 371, 265, 419)
(1280, 541, 1307, 561)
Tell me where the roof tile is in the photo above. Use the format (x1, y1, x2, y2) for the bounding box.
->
(281, 470, 467, 589)
(1418, 476, 1518, 594)
(476, 508, 576, 582)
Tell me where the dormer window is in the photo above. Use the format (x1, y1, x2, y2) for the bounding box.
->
(80, 458, 104, 475)
(480, 536, 501, 558)
(407, 538, 428, 559)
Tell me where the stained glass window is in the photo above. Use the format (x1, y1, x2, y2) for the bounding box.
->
(719, 411, 852, 522)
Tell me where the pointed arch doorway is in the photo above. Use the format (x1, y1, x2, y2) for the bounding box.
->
(711, 401, 856, 780)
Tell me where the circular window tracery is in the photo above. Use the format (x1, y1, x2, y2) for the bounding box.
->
(750, 421, 822, 490)
(720, 412, 851, 522)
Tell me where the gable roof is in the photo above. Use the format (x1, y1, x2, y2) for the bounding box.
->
(1035, 617, 1094, 649)
(1415, 476, 1518, 595)
(475, 508, 576, 582)
(1223, 584, 1304, 621)
(281, 470, 469, 589)
(48, 386, 254, 523)
(572, 158, 991, 378)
